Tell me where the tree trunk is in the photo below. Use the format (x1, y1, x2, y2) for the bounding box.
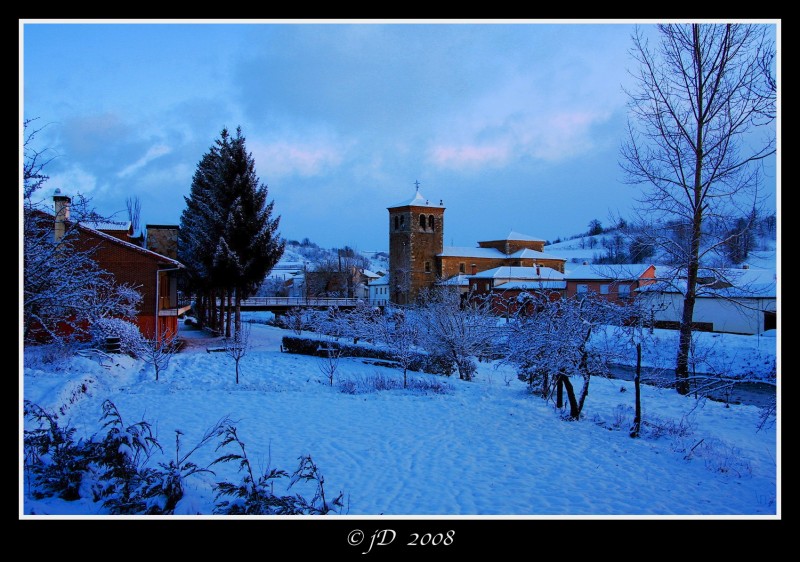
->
(630, 342, 642, 438)
(196, 292, 205, 328)
(235, 286, 242, 337)
(675, 24, 706, 396)
(556, 375, 563, 408)
(225, 289, 233, 338)
(559, 374, 580, 419)
(210, 288, 217, 331)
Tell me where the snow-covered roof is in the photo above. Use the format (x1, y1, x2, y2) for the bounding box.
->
(75, 220, 183, 268)
(479, 230, 546, 243)
(388, 189, 444, 209)
(469, 266, 565, 280)
(564, 263, 654, 281)
(81, 220, 132, 232)
(437, 246, 506, 259)
(495, 280, 567, 290)
(361, 269, 381, 279)
(508, 248, 566, 261)
(637, 267, 776, 298)
(369, 275, 389, 286)
(437, 274, 471, 287)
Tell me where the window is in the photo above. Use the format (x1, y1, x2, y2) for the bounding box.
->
(429, 215, 435, 231)
(600, 284, 610, 295)
(399, 215, 405, 228)
(394, 216, 399, 230)
(618, 285, 631, 298)
(420, 214, 426, 229)
(577, 284, 589, 294)
(459, 262, 466, 274)
(424, 261, 431, 273)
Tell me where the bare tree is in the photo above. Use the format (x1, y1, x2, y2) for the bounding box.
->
(316, 336, 342, 387)
(137, 330, 179, 382)
(126, 196, 141, 235)
(364, 307, 420, 389)
(223, 321, 251, 384)
(415, 287, 497, 381)
(621, 24, 776, 394)
(503, 293, 625, 420)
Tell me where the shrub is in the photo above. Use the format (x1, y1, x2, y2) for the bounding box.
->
(23, 400, 94, 501)
(338, 372, 453, 395)
(212, 425, 345, 515)
(281, 335, 454, 376)
(90, 317, 144, 356)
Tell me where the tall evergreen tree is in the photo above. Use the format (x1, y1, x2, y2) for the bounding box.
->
(179, 127, 284, 336)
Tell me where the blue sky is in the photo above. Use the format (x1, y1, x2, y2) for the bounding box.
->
(21, 21, 778, 252)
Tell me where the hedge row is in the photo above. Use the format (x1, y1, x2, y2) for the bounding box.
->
(280, 335, 454, 376)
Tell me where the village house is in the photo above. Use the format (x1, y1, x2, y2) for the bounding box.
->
(637, 267, 777, 335)
(47, 190, 186, 342)
(565, 262, 657, 304)
(368, 274, 390, 306)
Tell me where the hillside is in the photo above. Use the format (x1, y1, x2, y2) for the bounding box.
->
(545, 215, 777, 272)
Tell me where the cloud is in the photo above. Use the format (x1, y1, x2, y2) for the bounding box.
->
(428, 143, 512, 170)
(46, 165, 99, 197)
(117, 144, 172, 178)
(251, 139, 346, 179)
(60, 113, 131, 161)
(427, 106, 613, 172)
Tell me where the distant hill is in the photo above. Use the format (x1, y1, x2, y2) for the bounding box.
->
(272, 239, 389, 276)
(545, 213, 776, 271)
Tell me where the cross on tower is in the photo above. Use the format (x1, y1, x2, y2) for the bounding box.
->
(414, 180, 420, 191)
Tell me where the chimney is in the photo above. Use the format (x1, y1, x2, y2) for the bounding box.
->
(53, 188, 71, 242)
(582, 261, 588, 266)
(471, 263, 477, 275)
(536, 265, 541, 276)
(742, 264, 749, 269)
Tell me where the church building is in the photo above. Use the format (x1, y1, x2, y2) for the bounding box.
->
(388, 187, 566, 304)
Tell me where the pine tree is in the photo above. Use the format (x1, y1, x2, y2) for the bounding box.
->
(179, 127, 284, 336)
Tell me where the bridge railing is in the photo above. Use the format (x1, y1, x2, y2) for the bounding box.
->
(224, 296, 365, 308)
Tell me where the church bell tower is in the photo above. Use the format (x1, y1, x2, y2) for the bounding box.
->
(387, 183, 445, 304)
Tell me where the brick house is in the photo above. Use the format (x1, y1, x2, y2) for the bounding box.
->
(466, 265, 567, 316)
(564, 263, 657, 304)
(48, 192, 185, 342)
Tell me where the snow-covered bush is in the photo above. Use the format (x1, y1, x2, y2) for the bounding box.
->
(91, 400, 163, 513)
(339, 372, 453, 395)
(89, 317, 144, 356)
(212, 425, 345, 515)
(23, 400, 94, 501)
(281, 335, 454, 375)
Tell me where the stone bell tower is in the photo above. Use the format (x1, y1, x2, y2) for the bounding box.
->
(387, 182, 445, 304)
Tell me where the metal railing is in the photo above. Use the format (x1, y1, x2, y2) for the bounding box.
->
(187, 296, 388, 309)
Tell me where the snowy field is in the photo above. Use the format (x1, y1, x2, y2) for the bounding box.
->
(21, 320, 778, 518)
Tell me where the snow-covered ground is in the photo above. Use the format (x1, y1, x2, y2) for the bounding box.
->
(21, 320, 778, 517)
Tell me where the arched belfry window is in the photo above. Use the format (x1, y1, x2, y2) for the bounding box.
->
(400, 215, 405, 228)
(394, 216, 399, 230)
(429, 215, 435, 231)
(420, 214, 426, 229)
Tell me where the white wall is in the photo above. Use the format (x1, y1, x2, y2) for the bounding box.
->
(642, 292, 776, 335)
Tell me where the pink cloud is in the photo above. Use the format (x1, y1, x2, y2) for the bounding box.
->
(428, 143, 511, 169)
(253, 141, 344, 178)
